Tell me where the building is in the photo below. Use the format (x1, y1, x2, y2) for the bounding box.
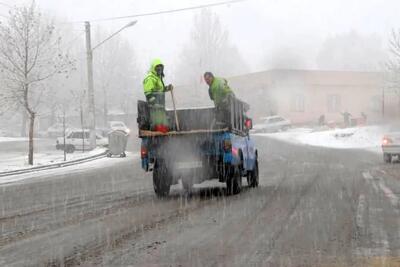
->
(228, 69, 398, 124)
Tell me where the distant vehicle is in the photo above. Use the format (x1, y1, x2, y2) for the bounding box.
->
(108, 121, 130, 135)
(56, 129, 108, 153)
(47, 123, 71, 138)
(382, 125, 400, 163)
(253, 115, 291, 133)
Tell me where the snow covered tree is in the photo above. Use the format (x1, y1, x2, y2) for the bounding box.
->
(176, 9, 247, 87)
(93, 29, 139, 126)
(317, 31, 386, 71)
(0, 2, 73, 165)
(385, 29, 400, 112)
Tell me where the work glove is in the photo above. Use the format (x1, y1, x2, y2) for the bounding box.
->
(165, 84, 173, 92)
(221, 97, 229, 105)
(146, 94, 156, 104)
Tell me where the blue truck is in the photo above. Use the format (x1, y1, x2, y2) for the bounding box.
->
(137, 98, 259, 197)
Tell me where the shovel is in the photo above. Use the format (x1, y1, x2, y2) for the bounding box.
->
(170, 86, 180, 131)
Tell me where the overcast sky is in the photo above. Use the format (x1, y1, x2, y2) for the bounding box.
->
(1, 0, 400, 74)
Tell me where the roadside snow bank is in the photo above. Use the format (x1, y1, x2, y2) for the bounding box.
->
(0, 137, 28, 142)
(0, 147, 107, 172)
(257, 126, 387, 151)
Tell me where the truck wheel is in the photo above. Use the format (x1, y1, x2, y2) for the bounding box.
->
(182, 178, 194, 193)
(153, 159, 171, 197)
(383, 153, 392, 163)
(65, 145, 75, 154)
(248, 159, 259, 188)
(226, 167, 241, 195)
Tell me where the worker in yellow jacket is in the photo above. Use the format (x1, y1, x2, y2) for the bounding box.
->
(143, 59, 173, 132)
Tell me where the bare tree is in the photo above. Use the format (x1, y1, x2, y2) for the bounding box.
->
(93, 30, 137, 126)
(0, 2, 73, 165)
(385, 29, 400, 112)
(317, 31, 386, 71)
(176, 9, 248, 87)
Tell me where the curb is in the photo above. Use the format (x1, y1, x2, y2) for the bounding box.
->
(0, 151, 108, 178)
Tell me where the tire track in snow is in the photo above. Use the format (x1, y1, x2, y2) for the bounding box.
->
(362, 171, 399, 209)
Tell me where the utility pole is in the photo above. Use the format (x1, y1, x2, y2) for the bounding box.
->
(85, 21, 96, 149)
(382, 87, 385, 118)
(84, 20, 137, 149)
(63, 107, 66, 161)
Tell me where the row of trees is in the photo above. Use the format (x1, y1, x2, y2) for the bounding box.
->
(0, 2, 139, 165)
(0, 3, 73, 164)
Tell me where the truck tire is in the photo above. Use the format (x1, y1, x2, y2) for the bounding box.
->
(383, 153, 392, 163)
(182, 178, 194, 193)
(248, 159, 259, 188)
(65, 145, 75, 154)
(153, 159, 171, 197)
(226, 167, 241, 195)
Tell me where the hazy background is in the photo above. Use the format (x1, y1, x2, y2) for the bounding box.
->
(1, 0, 400, 135)
(2, 0, 400, 75)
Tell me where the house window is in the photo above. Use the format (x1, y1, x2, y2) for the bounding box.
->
(71, 132, 83, 139)
(291, 94, 305, 112)
(327, 95, 341, 112)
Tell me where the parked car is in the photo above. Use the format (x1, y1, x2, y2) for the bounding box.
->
(108, 121, 130, 134)
(56, 129, 108, 153)
(382, 125, 400, 163)
(253, 116, 291, 133)
(47, 123, 71, 138)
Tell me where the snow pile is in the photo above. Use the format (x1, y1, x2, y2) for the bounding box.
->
(0, 137, 28, 142)
(0, 147, 107, 172)
(257, 126, 387, 151)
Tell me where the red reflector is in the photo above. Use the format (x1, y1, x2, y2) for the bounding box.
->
(141, 147, 147, 158)
(245, 119, 252, 129)
(382, 136, 393, 145)
(232, 147, 238, 156)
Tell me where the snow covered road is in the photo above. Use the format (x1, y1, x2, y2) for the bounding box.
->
(0, 137, 399, 266)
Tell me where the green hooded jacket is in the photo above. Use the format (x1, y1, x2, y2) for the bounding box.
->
(143, 58, 165, 97)
(209, 77, 234, 106)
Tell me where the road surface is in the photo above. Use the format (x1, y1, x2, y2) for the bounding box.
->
(0, 137, 399, 266)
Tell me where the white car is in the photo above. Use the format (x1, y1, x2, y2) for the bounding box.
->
(382, 125, 400, 163)
(56, 129, 108, 153)
(108, 121, 130, 135)
(253, 116, 291, 133)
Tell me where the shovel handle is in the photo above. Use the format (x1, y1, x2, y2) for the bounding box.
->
(170, 88, 180, 131)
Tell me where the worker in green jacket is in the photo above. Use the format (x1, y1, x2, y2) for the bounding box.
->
(143, 59, 173, 132)
(204, 72, 235, 126)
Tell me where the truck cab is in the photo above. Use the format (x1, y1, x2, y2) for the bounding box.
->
(137, 97, 259, 197)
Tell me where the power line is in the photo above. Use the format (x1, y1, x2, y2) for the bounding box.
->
(73, 0, 247, 23)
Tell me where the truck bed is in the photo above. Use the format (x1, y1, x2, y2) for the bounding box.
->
(137, 98, 250, 137)
(139, 128, 228, 137)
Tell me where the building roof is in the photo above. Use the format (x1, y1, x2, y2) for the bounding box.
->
(229, 69, 384, 87)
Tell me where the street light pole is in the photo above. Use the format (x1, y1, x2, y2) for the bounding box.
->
(85, 21, 96, 149)
(84, 20, 137, 149)
(382, 87, 385, 119)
